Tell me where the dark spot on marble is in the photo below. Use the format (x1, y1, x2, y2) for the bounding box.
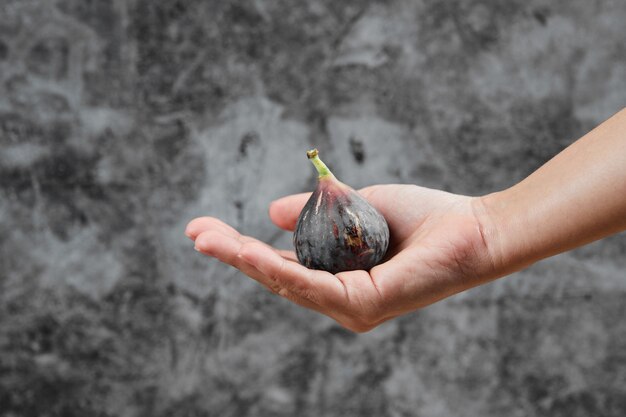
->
(606, 394, 626, 416)
(0, 112, 42, 145)
(349, 136, 365, 164)
(27, 315, 59, 353)
(57, 0, 120, 38)
(35, 92, 72, 114)
(549, 391, 601, 417)
(37, 149, 95, 184)
(0, 39, 8, 60)
(510, 96, 583, 175)
(238, 131, 260, 159)
(26, 37, 69, 80)
(45, 120, 73, 145)
(4, 74, 31, 106)
(533, 8, 550, 25)
(227, 3, 264, 27)
(234, 200, 244, 223)
(280, 347, 318, 396)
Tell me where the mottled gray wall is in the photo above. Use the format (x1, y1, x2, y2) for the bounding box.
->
(1, 0, 625, 416)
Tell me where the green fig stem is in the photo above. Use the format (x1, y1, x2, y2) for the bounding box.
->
(307, 149, 332, 179)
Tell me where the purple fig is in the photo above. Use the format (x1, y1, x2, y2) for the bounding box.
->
(293, 149, 390, 274)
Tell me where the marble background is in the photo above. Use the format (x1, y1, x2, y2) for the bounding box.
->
(1, 0, 625, 416)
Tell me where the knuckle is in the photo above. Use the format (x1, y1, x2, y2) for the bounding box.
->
(268, 282, 283, 295)
(269, 258, 286, 282)
(272, 265, 320, 305)
(278, 288, 301, 303)
(295, 287, 320, 304)
(260, 279, 283, 295)
(236, 241, 260, 264)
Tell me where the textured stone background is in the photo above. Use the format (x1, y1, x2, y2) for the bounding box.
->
(1, 0, 625, 416)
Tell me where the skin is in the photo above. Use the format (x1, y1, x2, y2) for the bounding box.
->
(186, 107, 626, 333)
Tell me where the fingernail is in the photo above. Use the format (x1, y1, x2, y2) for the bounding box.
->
(194, 246, 201, 252)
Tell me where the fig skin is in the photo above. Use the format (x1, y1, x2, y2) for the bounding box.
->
(294, 150, 390, 274)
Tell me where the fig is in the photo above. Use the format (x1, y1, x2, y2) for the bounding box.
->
(293, 149, 390, 274)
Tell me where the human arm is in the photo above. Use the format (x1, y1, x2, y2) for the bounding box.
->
(479, 107, 626, 276)
(186, 107, 626, 332)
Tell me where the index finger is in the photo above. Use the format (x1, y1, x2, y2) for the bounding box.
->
(269, 193, 311, 231)
(239, 241, 348, 308)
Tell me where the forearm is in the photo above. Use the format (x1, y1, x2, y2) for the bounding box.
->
(481, 107, 626, 274)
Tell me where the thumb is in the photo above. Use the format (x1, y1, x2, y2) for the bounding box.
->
(269, 192, 311, 231)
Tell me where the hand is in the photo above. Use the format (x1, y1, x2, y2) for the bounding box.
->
(185, 185, 498, 332)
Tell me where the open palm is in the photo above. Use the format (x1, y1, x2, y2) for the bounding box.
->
(186, 185, 497, 332)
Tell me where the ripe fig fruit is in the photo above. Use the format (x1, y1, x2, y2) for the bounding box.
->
(293, 149, 390, 274)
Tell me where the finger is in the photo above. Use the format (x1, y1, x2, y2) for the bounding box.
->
(194, 229, 282, 290)
(192, 229, 297, 287)
(269, 193, 311, 231)
(233, 261, 334, 318)
(193, 228, 277, 262)
(366, 248, 437, 315)
(193, 217, 298, 262)
(185, 217, 239, 241)
(194, 230, 391, 331)
(356, 185, 380, 199)
(356, 185, 397, 219)
(193, 233, 283, 299)
(194, 230, 339, 317)
(335, 269, 385, 315)
(239, 241, 348, 308)
(194, 230, 245, 264)
(241, 249, 391, 331)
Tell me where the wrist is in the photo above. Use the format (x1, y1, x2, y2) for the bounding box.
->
(473, 189, 537, 278)
(474, 108, 626, 279)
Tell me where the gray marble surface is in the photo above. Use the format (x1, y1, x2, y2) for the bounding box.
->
(1, 0, 625, 416)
